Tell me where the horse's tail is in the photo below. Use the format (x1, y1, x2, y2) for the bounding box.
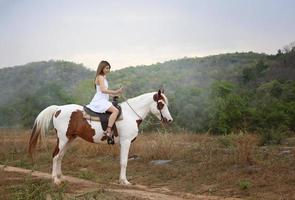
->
(28, 105, 59, 156)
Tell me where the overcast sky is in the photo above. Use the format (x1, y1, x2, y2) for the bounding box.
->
(1, 0, 295, 70)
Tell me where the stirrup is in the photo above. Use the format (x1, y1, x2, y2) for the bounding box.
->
(102, 132, 114, 145)
(101, 126, 114, 144)
(107, 136, 115, 145)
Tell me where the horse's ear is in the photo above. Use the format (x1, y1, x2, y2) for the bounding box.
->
(153, 90, 161, 102)
(154, 89, 164, 102)
(161, 88, 165, 93)
(158, 89, 162, 96)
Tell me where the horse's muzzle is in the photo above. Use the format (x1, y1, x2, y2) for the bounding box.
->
(162, 117, 173, 124)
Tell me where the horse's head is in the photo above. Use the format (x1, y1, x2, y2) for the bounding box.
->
(150, 89, 173, 124)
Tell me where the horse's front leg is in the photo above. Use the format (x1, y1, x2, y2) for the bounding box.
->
(119, 139, 132, 185)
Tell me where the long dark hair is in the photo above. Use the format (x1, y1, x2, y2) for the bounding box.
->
(94, 60, 111, 88)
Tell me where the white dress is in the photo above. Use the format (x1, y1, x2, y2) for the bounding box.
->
(86, 78, 112, 113)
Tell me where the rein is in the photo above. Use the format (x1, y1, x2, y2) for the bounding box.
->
(121, 94, 143, 121)
(121, 93, 166, 123)
(126, 100, 143, 121)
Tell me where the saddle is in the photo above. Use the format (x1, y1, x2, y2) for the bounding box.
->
(82, 96, 123, 140)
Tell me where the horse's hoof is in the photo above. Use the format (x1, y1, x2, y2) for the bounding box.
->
(119, 179, 131, 185)
(53, 178, 62, 185)
(60, 175, 66, 181)
(53, 176, 66, 185)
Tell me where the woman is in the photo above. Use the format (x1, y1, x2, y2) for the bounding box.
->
(86, 60, 123, 138)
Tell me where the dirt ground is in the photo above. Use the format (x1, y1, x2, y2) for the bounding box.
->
(1, 129, 295, 199)
(0, 165, 241, 200)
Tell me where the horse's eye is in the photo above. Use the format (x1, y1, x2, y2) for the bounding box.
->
(157, 102, 164, 110)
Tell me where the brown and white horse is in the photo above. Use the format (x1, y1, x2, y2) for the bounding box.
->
(28, 90, 173, 185)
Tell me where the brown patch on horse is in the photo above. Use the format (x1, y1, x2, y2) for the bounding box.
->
(153, 91, 166, 103)
(66, 110, 95, 143)
(157, 102, 164, 110)
(52, 137, 60, 158)
(55, 110, 61, 118)
(52, 128, 59, 157)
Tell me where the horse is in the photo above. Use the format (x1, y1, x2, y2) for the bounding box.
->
(28, 89, 173, 185)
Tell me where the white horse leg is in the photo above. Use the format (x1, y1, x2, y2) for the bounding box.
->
(56, 142, 69, 181)
(52, 138, 68, 185)
(119, 139, 132, 185)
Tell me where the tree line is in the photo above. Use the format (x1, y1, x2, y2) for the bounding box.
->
(0, 49, 294, 144)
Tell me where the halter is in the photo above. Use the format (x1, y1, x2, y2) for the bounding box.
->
(156, 99, 167, 123)
(153, 93, 168, 123)
(122, 93, 167, 123)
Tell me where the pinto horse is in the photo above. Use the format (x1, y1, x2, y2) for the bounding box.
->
(28, 90, 173, 185)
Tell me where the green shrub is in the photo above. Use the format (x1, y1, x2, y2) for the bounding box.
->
(238, 180, 252, 190)
(258, 128, 288, 145)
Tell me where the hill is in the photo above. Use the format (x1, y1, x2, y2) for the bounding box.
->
(1, 51, 294, 139)
(0, 60, 93, 106)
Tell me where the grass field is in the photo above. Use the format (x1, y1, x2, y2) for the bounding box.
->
(0, 128, 295, 199)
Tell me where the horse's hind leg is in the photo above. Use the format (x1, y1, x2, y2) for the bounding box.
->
(52, 135, 69, 185)
(56, 140, 70, 181)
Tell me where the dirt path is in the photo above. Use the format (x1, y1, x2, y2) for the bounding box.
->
(0, 164, 241, 200)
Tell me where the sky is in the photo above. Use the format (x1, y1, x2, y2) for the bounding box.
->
(1, 0, 295, 70)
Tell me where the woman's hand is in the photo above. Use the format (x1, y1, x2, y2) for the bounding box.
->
(116, 87, 124, 95)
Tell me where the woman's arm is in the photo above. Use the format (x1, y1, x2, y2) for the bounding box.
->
(97, 76, 122, 95)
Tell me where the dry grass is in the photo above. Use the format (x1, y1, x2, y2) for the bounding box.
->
(1, 128, 295, 199)
(130, 133, 179, 161)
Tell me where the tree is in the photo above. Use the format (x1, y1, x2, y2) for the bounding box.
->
(208, 81, 247, 134)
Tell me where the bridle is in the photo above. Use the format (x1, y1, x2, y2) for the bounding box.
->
(153, 93, 168, 123)
(121, 93, 168, 123)
(157, 101, 168, 123)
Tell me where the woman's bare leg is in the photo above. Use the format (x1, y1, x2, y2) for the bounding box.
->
(106, 105, 119, 135)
